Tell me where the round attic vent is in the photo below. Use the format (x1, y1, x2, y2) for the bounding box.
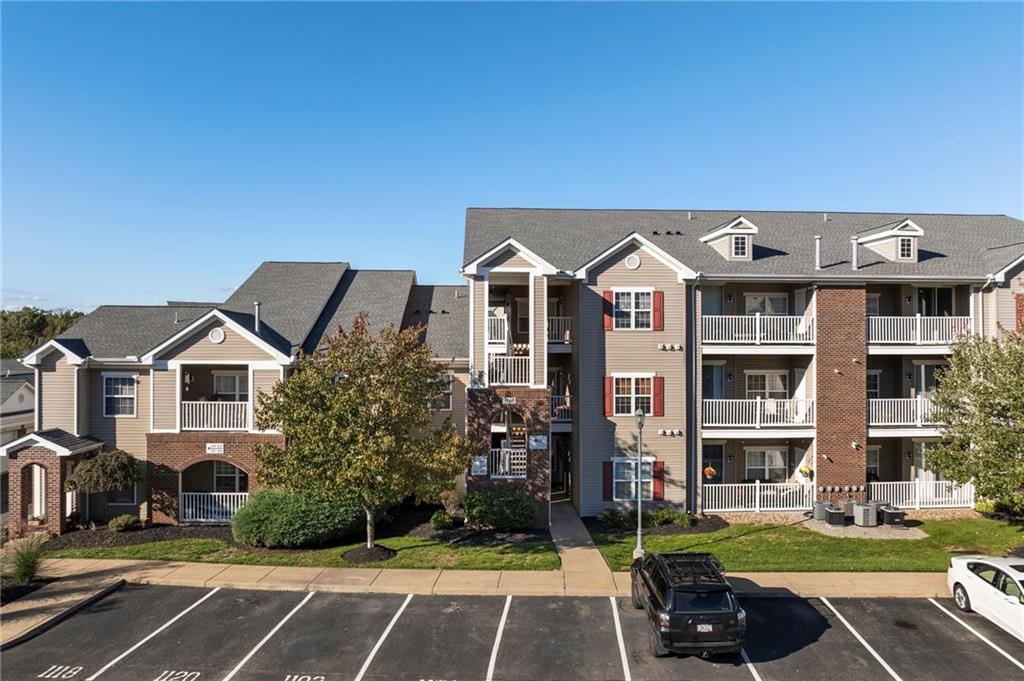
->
(208, 327, 226, 344)
(624, 254, 641, 270)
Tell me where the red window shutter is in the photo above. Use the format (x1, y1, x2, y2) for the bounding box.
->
(653, 375, 665, 417)
(652, 461, 665, 500)
(603, 461, 613, 501)
(653, 290, 665, 331)
(604, 376, 613, 416)
(603, 291, 614, 330)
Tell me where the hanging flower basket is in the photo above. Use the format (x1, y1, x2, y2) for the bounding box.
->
(799, 465, 813, 478)
(703, 466, 717, 479)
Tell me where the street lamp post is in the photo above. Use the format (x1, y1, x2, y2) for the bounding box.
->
(633, 408, 646, 561)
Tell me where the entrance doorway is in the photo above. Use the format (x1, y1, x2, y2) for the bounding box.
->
(551, 433, 572, 500)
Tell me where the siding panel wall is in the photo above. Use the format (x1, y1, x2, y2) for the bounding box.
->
(39, 352, 76, 432)
(88, 369, 151, 458)
(158, 321, 274, 361)
(152, 369, 177, 430)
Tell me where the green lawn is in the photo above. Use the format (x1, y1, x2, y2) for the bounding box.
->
(46, 535, 562, 571)
(590, 518, 1023, 572)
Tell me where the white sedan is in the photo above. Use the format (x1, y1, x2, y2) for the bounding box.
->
(948, 555, 1024, 641)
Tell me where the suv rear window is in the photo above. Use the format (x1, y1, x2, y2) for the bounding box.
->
(673, 590, 734, 613)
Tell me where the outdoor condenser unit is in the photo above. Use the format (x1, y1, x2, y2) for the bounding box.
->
(853, 502, 878, 527)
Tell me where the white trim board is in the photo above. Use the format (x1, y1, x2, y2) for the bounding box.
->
(461, 238, 558, 276)
(575, 232, 697, 282)
(140, 309, 291, 364)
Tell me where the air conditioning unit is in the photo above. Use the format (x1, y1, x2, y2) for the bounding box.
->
(853, 502, 878, 527)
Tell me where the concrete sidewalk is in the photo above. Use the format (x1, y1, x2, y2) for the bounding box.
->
(0, 573, 124, 648)
(31, 557, 950, 599)
(549, 499, 617, 595)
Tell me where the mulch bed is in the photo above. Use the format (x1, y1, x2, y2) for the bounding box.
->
(1, 579, 56, 606)
(44, 524, 233, 550)
(584, 514, 730, 537)
(343, 545, 398, 563)
(1007, 546, 1024, 558)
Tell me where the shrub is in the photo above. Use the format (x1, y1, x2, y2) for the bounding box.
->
(231, 490, 363, 548)
(438, 488, 463, 516)
(648, 507, 695, 527)
(108, 514, 140, 532)
(64, 450, 138, 494)
(430, 510, 455, 530)
(3, 533, 47, 584)
(975, 499, 997, 514)
(597, 509, 624, 527)
(463, 489, 536, 530)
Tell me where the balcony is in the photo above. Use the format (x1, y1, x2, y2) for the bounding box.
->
(488, 355, 531, 386)
(547, 316, 572, 344)
(702, 314, 815, 346)
(181, 400, 249, 431)
(868, 397, 936, 427)
(489, 448, 527, 479)
(551, 395, 571, 421)
(487, 316, 508, 345)
(180, 492, 249, 523)
(703, 398, 815, 428)
(868, 315, 971, 345)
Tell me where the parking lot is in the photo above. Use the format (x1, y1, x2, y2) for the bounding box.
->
(3, 584, 1023, 681)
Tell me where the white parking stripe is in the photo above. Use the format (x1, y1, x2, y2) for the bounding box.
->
(820, 597, 902, 681)
(740, 648, 763, 681)
(352, 593, 413, 681)
(609, 596, 632, 681)
(928, 597, 1024, 672)
(485, 595, 512, 681)
(86, 587, 221, 680)
(221, 591, 316, 681)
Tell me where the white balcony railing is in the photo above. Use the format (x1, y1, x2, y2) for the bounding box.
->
(181, 401, 249, 431)
(702, 314, 815, 344)
(547, 316, 572, 343)
(868, 315, 971, 345)
(869, 480, 975, 509)
(703, 398, 815, 428)
(551, 395, 571, 421)
(488, 355, 531, 385)
(703, 482, 814, 513)
(490, 448, 527, 479)
(487, 316, 508, 344)
(180, 492, 249, 523)
(869, 397, 937, 427)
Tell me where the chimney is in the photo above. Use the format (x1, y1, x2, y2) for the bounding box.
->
(254, 301, 261, 333)
(850, 236, 859, 271)
(814, 235, 822, 270)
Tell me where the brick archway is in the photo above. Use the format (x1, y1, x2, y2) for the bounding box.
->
(7, 447, 67, 538)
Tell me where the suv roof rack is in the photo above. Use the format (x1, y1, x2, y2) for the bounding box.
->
(656, 552, 728, 587)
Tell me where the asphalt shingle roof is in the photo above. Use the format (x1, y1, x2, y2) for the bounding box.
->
(1, 378, 32, 403)
(32, 428, 103, 452)
(55, 305, 213, 358)
(463, 208, 1024, 280)
(403, 285, 469, 359)
(303, 269, 417, 353)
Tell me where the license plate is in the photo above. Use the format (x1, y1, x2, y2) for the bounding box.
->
(696, 624, 713, 633)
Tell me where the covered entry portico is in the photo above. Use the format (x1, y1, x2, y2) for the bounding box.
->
(180, 459, 250, 522)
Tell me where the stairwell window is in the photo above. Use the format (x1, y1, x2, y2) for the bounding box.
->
(867, 372, 881, 400)
(614, 375, 652, 415)
(431, 371, 453, 411)
(612, 456, 654, 501)
(103, 373, 137, 417)
(613, 289, 652, 330)
(732, 235, 749, 258)
(867, 446, 881, 479)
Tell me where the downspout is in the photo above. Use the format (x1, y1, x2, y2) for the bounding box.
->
(686, 277, 699, 514)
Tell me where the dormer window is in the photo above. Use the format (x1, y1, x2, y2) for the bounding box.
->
(898, 237, 914, 260)
(732, 235, 748, 258)
(858, 219, 922, 263)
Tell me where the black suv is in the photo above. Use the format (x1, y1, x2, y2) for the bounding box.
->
(630, 552, 746, 658)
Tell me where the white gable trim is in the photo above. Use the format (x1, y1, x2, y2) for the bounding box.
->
(461, 238, 558, 276)
(575, 232, 698, 282)
(0, 433, 102, 458)
(0, 381, 34, 413)
(140, 309, 291, 364)
(992, 253, 1024, 283)
(857, 219, 925, 245)
(698, 217, 760, 244)
(22, 339, 85, 367)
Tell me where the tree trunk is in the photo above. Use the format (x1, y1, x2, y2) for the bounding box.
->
(365, 506, 375, 549)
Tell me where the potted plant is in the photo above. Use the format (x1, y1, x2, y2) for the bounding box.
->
(798, 464, 813, 480)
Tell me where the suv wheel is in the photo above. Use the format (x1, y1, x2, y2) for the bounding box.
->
(630, 576, 643, 609)
(647, 624, 670, 657)
(953, 584, 972, 612)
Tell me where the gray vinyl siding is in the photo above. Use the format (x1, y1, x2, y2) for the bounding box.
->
(867, 356, 902, 398)
(533, 275, 546, 385)
(483, 249, 533, 270)
(865, 238, 897, 261)
(88, 368, 151, 458)
(39, 351, 76, 432)
(472, 278, 485, 375)
(77, 368, 90, 436)
(428, 369, 469, 435)
(152, 369, 177, 430)
(577, 243, 687, 515)
(157, 321, 274, 361)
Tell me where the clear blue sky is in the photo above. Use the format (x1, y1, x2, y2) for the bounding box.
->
(3, 2, 1022, 311)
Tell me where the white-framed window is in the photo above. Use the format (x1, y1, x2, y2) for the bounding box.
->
(745, 371, 788, 400)
(867, 445, 881, 478)
(516, 298, 529, 334)
(866, 294, 881, 316)
(107, 484, 136, 506)
(214, 460, 248, 493)
(732, 235, 749, 258)
(613, 289, 653, 330)
(898, 237, 914, 260)
(213, 372, 249, 402)
(613, 374, 653, 416)
(431, 371, 453, 411)
(744, 293, 788, 316)
(866, 371, 881, 400)
(745, 448, 788, 482)
(612, 456, 654, 501)
(103, 373, 137, 418)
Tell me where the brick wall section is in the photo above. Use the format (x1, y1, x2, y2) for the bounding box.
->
(146, 432, 285, 524)
(815, 286, 869, 503)
(466, 387, 550, 527)
(1016, 293, 1024, 332)
(7, 446, 69, 538)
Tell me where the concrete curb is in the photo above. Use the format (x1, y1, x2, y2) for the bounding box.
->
(0, 578, 125, 650)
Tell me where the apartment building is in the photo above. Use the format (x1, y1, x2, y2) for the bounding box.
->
(460, 209, 1024, 517)
(2, 262, 468, 537)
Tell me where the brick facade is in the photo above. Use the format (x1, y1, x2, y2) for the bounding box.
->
(815, 286, 869, 503)
(1016, 293, 1024, 333)
(466, 386, 550, 527)
(6, 446, 70, 538)
(146, 432, 285, 524)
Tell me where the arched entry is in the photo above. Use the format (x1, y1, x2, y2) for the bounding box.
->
(20, 463, 47, 522)
(179, 460, 249, 523)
